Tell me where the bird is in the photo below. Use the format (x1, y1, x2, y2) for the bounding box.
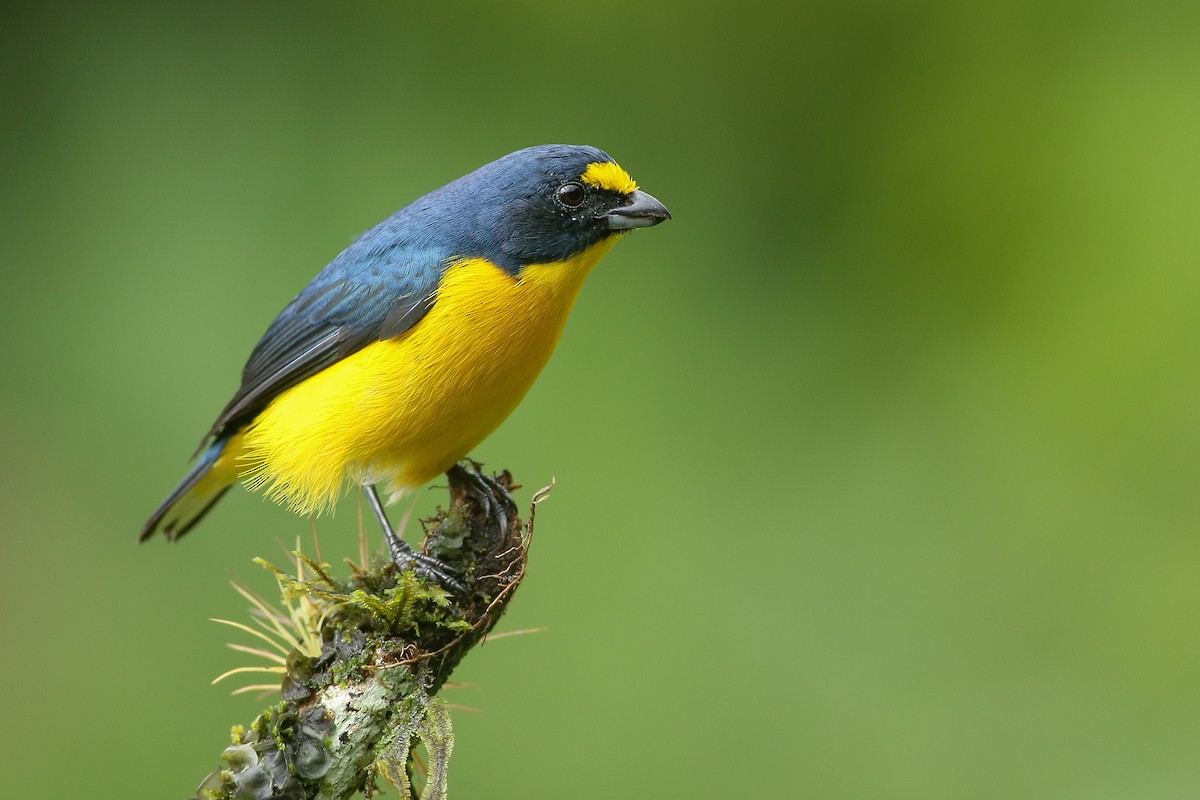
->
(140, 144, 670, 575)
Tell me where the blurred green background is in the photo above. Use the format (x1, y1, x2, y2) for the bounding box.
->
(3, 1, 1200, 797)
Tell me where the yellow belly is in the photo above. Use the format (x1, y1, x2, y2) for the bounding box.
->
(233, 236, 618, 515)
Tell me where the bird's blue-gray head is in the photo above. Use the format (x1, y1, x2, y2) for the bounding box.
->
(383, 144, 670, 273)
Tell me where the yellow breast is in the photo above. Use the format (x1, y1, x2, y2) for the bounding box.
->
(234, 236, 619, 515)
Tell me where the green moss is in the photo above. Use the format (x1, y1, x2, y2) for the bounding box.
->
(191, 466, 537, 800)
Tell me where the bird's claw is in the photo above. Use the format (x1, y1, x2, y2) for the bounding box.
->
(365, 482, 466, 594)
(447, 462, 516, 535)
(388, 535, 467, 594)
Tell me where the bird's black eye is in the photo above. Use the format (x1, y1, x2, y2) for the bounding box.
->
(556, 182, 586, 207)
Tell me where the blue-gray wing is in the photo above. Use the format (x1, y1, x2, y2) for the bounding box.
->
(204, 241, 445, 441)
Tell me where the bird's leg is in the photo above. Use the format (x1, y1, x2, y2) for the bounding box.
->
(364, 483, 464, 592)
(446, 462, 516, 535)
(364, 483, 408, 559)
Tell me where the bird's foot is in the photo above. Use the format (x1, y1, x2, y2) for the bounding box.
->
(447, 461, 517, 535)
(364, 482, 466, 593)
(387, 533, 466, 594)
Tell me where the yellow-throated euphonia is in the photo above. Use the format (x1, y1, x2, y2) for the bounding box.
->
(141, 144, 669, 572)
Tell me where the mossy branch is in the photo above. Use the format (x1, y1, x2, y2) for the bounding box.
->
(192, 468, 545, 800)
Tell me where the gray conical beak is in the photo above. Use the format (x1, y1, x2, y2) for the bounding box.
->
(605, 190, 672, 230)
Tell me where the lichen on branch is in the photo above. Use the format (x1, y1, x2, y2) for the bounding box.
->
(193, 468, 543, 800)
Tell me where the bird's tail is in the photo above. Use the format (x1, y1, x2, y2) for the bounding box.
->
(140, 435, 239, 542)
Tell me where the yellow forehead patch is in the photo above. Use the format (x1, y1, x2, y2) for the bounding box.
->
(581, 161, 638, 194)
